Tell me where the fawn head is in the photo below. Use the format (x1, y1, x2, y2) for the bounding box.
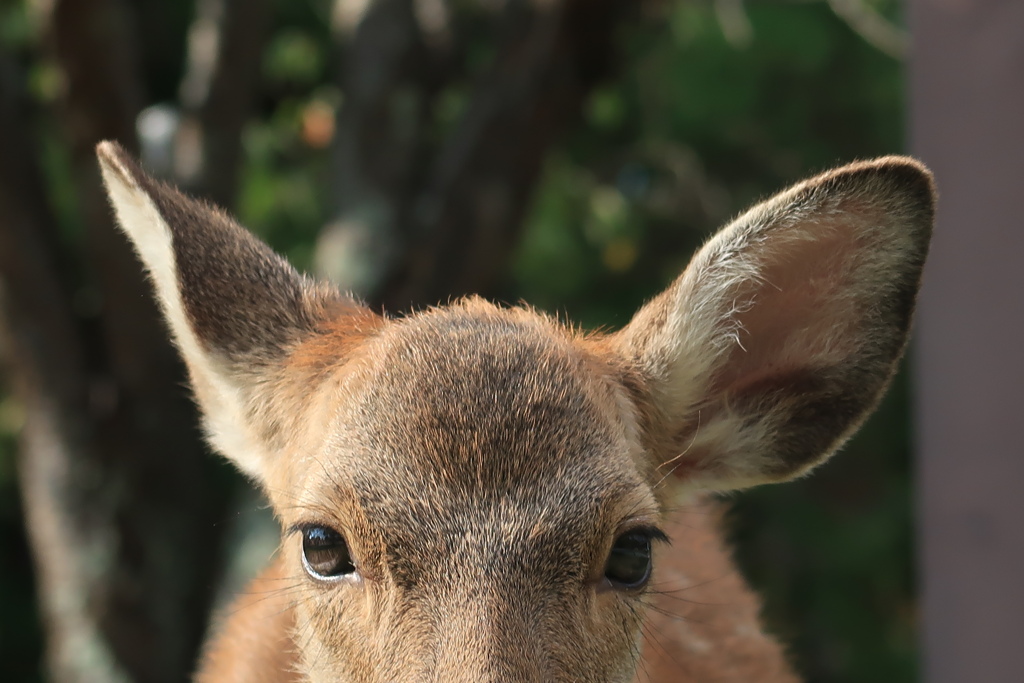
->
(97, 142, 933, 683)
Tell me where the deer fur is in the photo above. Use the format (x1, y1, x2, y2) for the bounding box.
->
(96, 141, 934, 683)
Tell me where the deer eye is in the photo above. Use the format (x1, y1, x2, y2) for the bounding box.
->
(604, 528, 660, 589)
(300, 525, 356, 580)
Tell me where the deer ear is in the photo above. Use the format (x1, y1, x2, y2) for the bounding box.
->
(96, 141, 377, 483)
(614, 157, 935, 492)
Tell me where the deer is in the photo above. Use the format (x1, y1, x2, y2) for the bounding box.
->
(95, 140, 934, 682)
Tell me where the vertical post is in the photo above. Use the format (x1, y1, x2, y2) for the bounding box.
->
(909, 1, 1024, 681)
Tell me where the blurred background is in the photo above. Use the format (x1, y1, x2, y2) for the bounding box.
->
(0, 0, 1019, 682)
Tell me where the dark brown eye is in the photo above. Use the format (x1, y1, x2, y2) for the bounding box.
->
(604, 529, 660, 589)
(301, 525, 355, 580)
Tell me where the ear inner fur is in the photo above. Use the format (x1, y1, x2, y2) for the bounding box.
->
(613, 156, 935, 491)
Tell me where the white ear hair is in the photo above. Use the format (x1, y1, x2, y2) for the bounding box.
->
(616, 157, 935, 491)
(97, 142, 365, 482)
(98, 142, 274, 479)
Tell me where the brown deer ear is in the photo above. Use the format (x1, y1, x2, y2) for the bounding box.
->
(96, 141, 377, 482)
(614, 157, 935, 492)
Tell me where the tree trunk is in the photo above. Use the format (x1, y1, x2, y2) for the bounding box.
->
(1, 1, 227, 680)
(910, 1, 1024, 681)
(1, 0, 272, 679)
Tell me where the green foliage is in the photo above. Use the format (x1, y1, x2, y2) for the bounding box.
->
(264, 29, 326, 87)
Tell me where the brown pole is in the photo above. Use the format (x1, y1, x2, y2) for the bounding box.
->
(909, 1, 1024, 681)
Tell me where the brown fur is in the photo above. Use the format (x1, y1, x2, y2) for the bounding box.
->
(197, 556, 301, 683)
(95, 141, 935, 682)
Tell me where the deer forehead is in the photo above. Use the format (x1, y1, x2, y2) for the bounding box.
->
(283, 305, 660, 574)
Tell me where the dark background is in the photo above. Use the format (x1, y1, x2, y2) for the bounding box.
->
(0, 0, 948, 681)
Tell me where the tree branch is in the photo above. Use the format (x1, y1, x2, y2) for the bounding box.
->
(316, 0, 441, 297)
(380, 0, 630, 309)
(175, 0, 272, 208)
(828, 0, 908, 59)
(318, 0, 634, 310)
